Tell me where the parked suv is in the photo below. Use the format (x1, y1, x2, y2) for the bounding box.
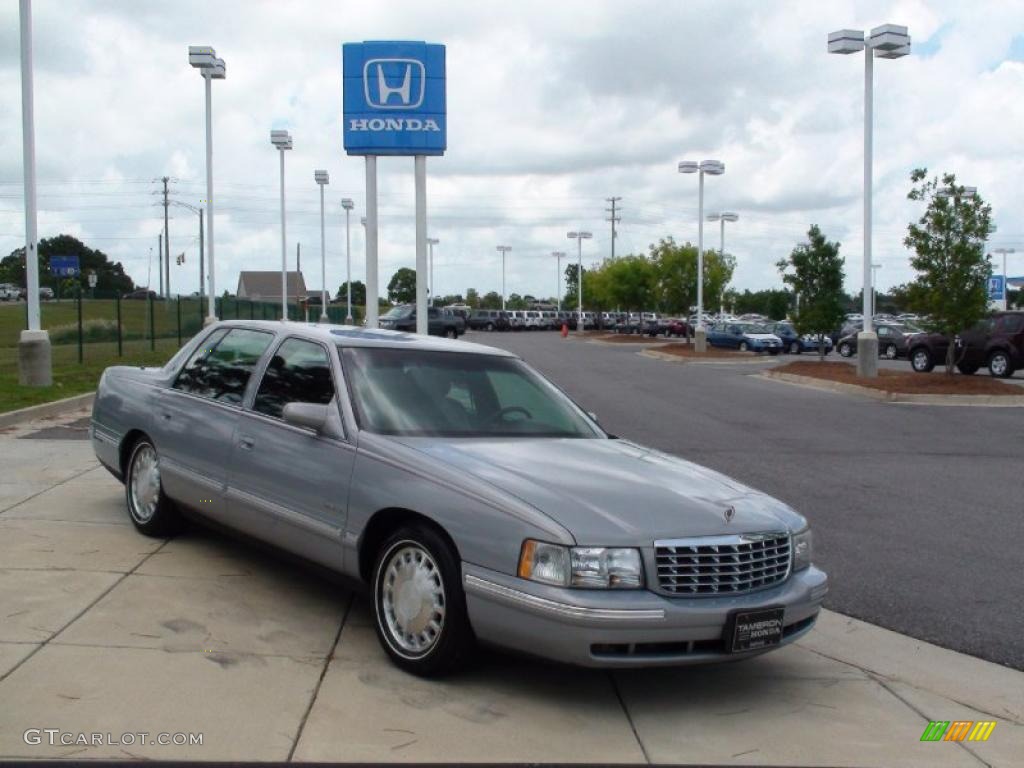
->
(378, 304, 462, 338)
(907, 311, 1024, 377)
(468, 309, 509, 332)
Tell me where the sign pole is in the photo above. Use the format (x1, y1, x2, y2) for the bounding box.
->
(365, 155, 379, 329)
(415, 155, 428, 335)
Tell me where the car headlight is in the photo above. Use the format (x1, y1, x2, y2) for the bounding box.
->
(518, 540, 643, 588)
(792, 528, 813, 571)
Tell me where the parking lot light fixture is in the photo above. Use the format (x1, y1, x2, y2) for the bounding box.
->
(314, 170, 329, 322)
(828, 22, 910, 377)
(679, 160, 724, 351)
(552, 251, 566, 311)
(496, 246, 511, 310)
(707, 212, 739, 309)
(567, 232, 592, 334)
(189, 46, 225, 324)
(341, 198, 355, 322)
(427, 237, 439, 306)
(270, 130, 293, 319)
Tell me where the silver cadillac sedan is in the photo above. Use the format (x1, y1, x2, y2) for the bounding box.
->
(91, 321, 827, 676)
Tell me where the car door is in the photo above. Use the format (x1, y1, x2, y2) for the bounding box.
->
(224, 336, 356, 569)
(958, 318, 994, 367)
(156, 326, 275, 521)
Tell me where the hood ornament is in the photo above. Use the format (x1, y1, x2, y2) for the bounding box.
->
(723, 505, 736, 523)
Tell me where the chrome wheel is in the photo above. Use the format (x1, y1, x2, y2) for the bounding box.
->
(885, 344, 897, 359)
(128, 443, 160, 523)
(789, 341, 800, 354)
(989, 352, 1009, 377)
(379, 543, 446, 657)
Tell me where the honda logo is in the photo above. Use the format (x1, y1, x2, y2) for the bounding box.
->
(363, 58, 425, 109)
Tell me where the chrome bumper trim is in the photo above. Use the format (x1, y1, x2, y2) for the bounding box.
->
(464, 573, 665, 622)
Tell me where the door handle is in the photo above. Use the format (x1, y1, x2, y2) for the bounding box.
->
(160, 411, 172, 421)
(238, 436, 255, 450)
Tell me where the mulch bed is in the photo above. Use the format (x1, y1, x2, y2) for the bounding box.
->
(773, 361, 1021, 395)
(655, 343, 755, 358)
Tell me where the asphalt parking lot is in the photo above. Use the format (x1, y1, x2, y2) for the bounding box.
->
(1, 337, 1023, 764)
(466, 331, 1024, 671)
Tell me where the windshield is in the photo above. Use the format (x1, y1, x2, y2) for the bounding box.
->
(738, 323, 770, 333)
(383, 305, 412, 319)
(341, 347, 604, 438)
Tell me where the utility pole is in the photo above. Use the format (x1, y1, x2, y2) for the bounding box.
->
(161, 176, 170, 297)
(158, 233, 163, 295)
(605, 196, 621, 262)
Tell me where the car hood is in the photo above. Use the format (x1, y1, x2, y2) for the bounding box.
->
(389, 437, 804, 546)
(744, 333, 781, 342)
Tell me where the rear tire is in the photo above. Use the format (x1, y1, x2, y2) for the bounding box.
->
(372, 524, 474, 677)
(486, 322, 494, 332)
(883, 344, 898, 360)
(789, 341, 800, 354)
(839, 342, 854, 358)
(445, 327, 457, 339)
(124, 438, 181, 537)
(739, 341, 749, 352)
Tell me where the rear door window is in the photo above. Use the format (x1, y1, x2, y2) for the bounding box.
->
(173, 328, 273, 404)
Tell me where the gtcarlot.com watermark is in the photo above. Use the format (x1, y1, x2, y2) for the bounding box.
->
(24, 729, 203, 747)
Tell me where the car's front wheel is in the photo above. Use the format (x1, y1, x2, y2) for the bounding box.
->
(883, 344, 898, 360)
(372, 525, 474, 677)
(910, 347, 934, 373)
(988, 350, 1014, 378)
(838, 342, 854, 358)
(789, 341, 800, 354)
(739, 341, 749, 352)
(125, 438, 180, 536)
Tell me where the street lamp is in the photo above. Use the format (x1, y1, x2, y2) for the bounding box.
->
(169, 201, 205, 299)
(427, 237, 439, 306)
(496, 246, 511, 310)
(995, 248, 1015, 311)
(189, 45, 225, 325)
(341, 198, 354, 322)
(829, 23, 910, 377)
(707, 211, 738, 312)
(552, 251, 566, 311)
(567, 231, 592, 333)
(678, 159, 724, 351)
(314, 170, 329, 322)
(270, 129, 292, 320)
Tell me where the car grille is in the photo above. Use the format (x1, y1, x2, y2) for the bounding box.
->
(654, 532, 791, 596)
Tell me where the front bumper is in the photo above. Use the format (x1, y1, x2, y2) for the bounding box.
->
(463, 562, 827, 667)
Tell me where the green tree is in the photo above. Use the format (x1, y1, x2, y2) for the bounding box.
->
(336, 280, 366, 307)
(777, 225, 846, 359)
(0, 234, 135, 295)
(601, 255, 656, 312)
(479, 291, 502, 309)
(648, 238, 735, 314)
(506, 293, 528, 310)
(387, 267, 417, 304)
(903, 169, 994, 374)
(563, 263, 585, 308)
(465, 287, 480, 308)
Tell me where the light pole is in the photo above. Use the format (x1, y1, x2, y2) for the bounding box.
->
(270, 130, 293, 320)
(829, 24, 910, 377)
(188, 46, 224, 325)
(566, 231, 592, 333)
(342, 198, 354, 322)
(678, 160, 724, 351)
(496, 246, 511, 310)
(552, 251, 565, 311)
(314, 170, 329, 322)
(707, 212, 738, 312)
(169, 201, 204, 299)
(427, 237, 439, 306)
(17, 0, 50, 386)
(870, 262, 882, 318)
(995, 248, 1015, 311)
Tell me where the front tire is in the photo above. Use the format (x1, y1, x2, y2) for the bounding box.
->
(839, 342, 854, 358)
(372, 525, 474, 677)
(125, 438, 181, 537)
(883, 344, 898, 360)
(739, 341, 749, 352)
(988, 350, 1014, 378)
(789, 341, 800, 354)
(486, 322, 494, 332)
(910, 347, 934, 373)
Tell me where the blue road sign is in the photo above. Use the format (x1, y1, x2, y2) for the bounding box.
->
(988, 276, 1005, 301)
(49, 255, 80, 277)
(343, 41, 446, 156)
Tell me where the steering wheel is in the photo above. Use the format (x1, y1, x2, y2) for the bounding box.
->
(483, 405, 532, 425)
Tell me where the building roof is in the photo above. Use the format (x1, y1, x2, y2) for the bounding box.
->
(237, 271, 307, 298)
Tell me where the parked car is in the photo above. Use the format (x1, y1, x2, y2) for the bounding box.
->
(0, 283, 18, 301)
(615, 313, 643, 334)
(39, 286, 54, 300)
(92, 320, 826, 676)
(664, 318, 691, 338)
(707, 322, 783, 354)
(123, 289, 158, 301)
(907, 311, 1024, 377)
(468, 309, 510, 332)
(836, 323, 915, 360)
(769, 323, 833, 355)
(505, 311, 527, 330)
(523, 310, 545, 330)
(378, 304, 462, 338)
(442, 308, 466, 335)
(541, 310, 559, 329)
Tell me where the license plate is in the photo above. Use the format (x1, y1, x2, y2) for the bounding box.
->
(727, 607, 784, 653)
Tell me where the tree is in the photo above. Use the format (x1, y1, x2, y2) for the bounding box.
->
(465, 288, 480, 308)
(648, 238, 735, 314)
(903, 169, 994, 374)
(0, 234, 135, 295)
(387, 267, 417, 304)
(563, 263, 585, 308)
(731, 288, 793, 319)
(479, 291, 502, 309)
(777, 225, 846, 359)
(506, 293, 528, 310)
(336, 280, 366, 307)
(601, 255, 656, 312)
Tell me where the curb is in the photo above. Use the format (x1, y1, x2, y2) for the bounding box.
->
(761, 371, 1024, 407)
(0, 392, 95, 428)
(639, 349, 776, 365)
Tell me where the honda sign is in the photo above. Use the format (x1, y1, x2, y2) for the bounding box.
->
(343, 41, 446, 156)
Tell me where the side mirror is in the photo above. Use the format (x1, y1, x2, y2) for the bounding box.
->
(282, 402, 329, 433)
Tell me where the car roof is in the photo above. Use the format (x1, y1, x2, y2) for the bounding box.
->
(206, 319, 516, 357)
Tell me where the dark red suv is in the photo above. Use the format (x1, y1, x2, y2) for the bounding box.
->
(907, 311, 1024, 377)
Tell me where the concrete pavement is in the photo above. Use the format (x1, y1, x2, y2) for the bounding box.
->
(0, 406, 1021, 764)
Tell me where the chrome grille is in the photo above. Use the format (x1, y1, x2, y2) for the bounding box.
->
(654, 532, 791, 596)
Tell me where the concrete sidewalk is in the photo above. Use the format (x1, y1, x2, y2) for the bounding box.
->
(0, 408, 1021, 765)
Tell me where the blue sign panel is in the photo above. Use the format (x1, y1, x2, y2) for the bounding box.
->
(343, 41, 446, 156)
(988, 275, 1005, 301)
(50, 255, 80, 277)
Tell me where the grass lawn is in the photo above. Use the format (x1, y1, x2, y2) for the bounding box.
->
(0, 338, 184, 414)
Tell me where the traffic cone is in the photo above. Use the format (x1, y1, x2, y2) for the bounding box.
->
(560, 323, 569, 338)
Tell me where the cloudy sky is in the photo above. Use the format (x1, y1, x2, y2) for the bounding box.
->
(1, 0, 1022, 301)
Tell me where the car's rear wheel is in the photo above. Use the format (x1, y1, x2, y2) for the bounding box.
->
(788, 341, 800, 354)
(839, 342, 854, 358)
(445, 327, 457, 339)
(883, 344, 898, 360)
(125, 438, 180, 536)
(910, 347, 934, 373)
(988, 350, 1014, 378)
(485, 322, 494, 332)
(372, 524, 473, 677)
(739, 341, 749, 352)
